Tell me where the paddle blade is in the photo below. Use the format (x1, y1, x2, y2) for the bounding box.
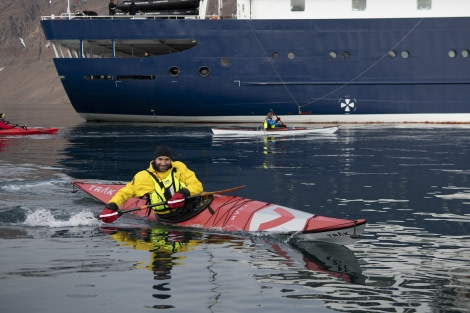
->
(99, 208, 120, 223)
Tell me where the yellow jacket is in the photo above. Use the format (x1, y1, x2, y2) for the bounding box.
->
(109, 160, 203, 207)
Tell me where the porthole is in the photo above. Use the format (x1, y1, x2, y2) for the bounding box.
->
(287, 52, 295, 60)
(462, 50, 470, 58)
(329, 51, 337, 59)
(198, 66, 210, 77)
(448, 50, 457, 58)
(401, 50, 409, 59)
(342, 51, 350, 59)
(168, 66, 180, 77)
(272, 52, 280, 60)
(220, 57, 229, 66)
(388, 50, 397, 58)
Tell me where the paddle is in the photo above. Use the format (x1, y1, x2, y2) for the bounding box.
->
(270, 109, 287, 128)
(10, 123, 27, 129)
(99, 185, 246, 223)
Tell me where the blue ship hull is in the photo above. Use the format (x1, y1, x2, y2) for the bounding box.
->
(41, 16, 470, 123)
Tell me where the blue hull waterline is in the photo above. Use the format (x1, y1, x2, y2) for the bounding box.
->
(40, 0, 470, 123)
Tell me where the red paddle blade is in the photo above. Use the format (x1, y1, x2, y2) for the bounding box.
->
(99, 210, 120, 223)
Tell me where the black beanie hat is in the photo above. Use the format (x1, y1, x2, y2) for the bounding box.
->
(155, 145, 173, 159)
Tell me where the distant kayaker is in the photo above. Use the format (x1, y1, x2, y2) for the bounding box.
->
(264, 112, 285, 129)
(0, 113, 15, 130)
(100, 145, 206, 221)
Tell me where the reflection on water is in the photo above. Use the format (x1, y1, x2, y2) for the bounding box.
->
(98, 224, 470, 313)
(354, 224, 470, 313)
(1, 222, 468, 312)
(102, 225, 366, 310)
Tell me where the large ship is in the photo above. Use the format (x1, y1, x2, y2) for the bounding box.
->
(41, 0, 470, 124)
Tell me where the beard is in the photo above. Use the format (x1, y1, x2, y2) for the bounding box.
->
(153, 160, 172, 172)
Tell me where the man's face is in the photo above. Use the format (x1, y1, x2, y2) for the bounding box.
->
(155, 156, 172, 172)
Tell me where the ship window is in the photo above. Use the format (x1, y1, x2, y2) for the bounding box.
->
(114, 39, 197, 58)
(291, 0, 305, 11)
(417, 0, 431, 10)
(388, 50, 397, 58)
(50, 39, 197, 59)
(84, 75, 114, 80)
(83, 40, 113, 58)
(115, 75, 155, 80)
(287, 52, 295, 60)
(352, 0, 366, 11)
(462, 50, 469, 58)
(220, 57, 229, 66)
(448, 50, 457, 58)
(342, 51, 350, 59)
(198, 66, 210, 77)
(168, 66, 181, 77)
(401, 50, 410, 59)
(329, 51, 337, 59)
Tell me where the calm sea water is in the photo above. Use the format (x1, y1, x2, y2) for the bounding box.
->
(1, 103, 469, 313)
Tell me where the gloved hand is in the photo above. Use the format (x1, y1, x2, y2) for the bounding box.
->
(99, 202, 120, 222)
(168, 193, 185, 209)
(167, 188, 190, 209)
(276, 117, 281, 121)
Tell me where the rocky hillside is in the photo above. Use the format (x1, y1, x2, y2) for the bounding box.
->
(0, 0, 235, 106)
(0, 0, 107, 105)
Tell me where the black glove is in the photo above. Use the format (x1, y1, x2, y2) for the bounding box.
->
(105, 202, 119, 211)
(179, 188, 190, 197)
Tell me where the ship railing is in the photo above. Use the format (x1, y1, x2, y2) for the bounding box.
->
(41, 13, 198, 20)
(41, 12, 235, 21)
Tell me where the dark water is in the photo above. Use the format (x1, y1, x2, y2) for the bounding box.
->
(1, 108, 469, 312)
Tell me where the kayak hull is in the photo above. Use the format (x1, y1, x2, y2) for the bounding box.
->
(72, 180, 366, 245)
(211, 125, 340, 136)
(0, 127, 59, 136)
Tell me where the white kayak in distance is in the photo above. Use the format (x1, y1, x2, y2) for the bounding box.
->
(211, 125, 340, 136)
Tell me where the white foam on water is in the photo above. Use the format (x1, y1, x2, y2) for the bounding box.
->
(23, 208, 100, 227)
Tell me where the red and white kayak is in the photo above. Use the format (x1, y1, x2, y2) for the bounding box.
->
(212, 125, 340, 136)
(72, 180, 366, 245)
(0, 127, 59, 136)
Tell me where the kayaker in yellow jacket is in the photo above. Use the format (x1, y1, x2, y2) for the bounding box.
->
(100, 145, 204, 220)
(263, 112, 286, 130)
